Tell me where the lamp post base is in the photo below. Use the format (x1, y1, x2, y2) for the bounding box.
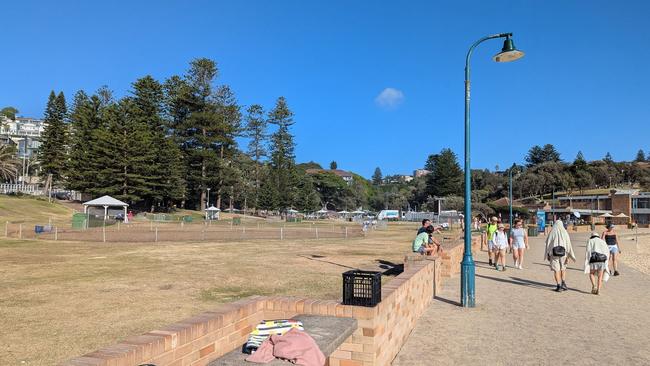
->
(460, 255, 476, 307)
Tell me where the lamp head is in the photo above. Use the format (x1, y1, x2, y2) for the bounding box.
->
(493, 36, 524, 62)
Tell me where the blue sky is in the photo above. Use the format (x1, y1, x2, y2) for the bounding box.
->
(3, 1, 650, 178)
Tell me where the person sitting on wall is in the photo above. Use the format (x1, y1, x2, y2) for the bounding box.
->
(413, 225, 438, 256)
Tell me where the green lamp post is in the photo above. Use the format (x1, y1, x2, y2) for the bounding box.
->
(461, 33, 524, 308)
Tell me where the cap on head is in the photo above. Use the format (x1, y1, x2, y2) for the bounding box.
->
(590, 231, 600, 238)
(498, 224, 505, 229)
(607, 223, 614, 229)
(491, 217, 498, 222)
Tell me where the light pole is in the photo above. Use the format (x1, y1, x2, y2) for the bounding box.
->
(508, 163, 517, 236)
(461, 33, 524, 307)
(207, 188, 211, 207)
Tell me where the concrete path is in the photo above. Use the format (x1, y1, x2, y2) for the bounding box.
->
(393, 232, 650, 366)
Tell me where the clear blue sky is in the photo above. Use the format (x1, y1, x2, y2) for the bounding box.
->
(3, 1, 650, 178)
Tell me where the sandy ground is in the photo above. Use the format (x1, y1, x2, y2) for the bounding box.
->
(393, 232, 650, 366)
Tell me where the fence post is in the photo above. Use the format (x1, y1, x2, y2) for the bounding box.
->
(55, 226, 58, 241)
(19, 223, 22, 239)
(117, 222, 120, 231)
(280, 227, 283, 240)
(155, 227, 158, 242)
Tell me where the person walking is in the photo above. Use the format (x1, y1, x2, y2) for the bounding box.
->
(486, 217, 499, 267)
(544, 220, 576, 292)
(584, 231, 610, 295)
(601, 223, 621, 276)
(509, 219, 529, 269)
(493, 224, 509, 271)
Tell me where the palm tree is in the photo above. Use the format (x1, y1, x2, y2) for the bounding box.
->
(0, 144, 19, 182)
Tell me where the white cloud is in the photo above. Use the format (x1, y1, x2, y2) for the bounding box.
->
(375, 87, 404, 109)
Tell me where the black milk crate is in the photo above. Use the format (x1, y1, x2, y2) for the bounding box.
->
(342, 270, 381, 307)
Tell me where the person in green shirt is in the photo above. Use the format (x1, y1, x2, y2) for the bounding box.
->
(486, 216, 499, 267)
(412, 225, 437, 255)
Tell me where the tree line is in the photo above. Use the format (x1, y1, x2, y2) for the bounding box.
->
(33, 58, 381, 213)
(370, 144, 650, 217)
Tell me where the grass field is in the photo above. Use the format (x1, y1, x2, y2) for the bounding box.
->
(0, 196, 438, 366)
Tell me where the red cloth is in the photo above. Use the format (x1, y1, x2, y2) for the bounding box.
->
(245, 328, 325, 366)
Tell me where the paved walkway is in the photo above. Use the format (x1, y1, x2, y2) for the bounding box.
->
(393, 232, 650, 366)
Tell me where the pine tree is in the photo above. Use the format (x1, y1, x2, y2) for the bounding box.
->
(89, 99, 154, 203)
(244, 104, 267, 209)
(330, 161, 337, 170)
(268, 96, 297, 210)
(169, 59, 241, 210)
(636, 149, 645, 162)
(131, 75, 185, 209)
(372, 167, 383, 185)
(426, 148, 462, 197)
(65, 91, 104, 193)
(604, 152, 614, 164)
(38, 91, 68, 184)
(258, 171, 280, 211)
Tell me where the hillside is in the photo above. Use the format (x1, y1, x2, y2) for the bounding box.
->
(0, 195, 76, 225)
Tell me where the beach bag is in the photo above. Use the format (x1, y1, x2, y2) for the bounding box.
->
(589, 252, 607, 263)
(552, 245, 566, 257)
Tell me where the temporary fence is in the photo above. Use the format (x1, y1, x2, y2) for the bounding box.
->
(4, 221, 364, 243)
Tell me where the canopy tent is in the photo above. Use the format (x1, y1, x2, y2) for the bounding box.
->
(338, 210, 349, 214)
(287, 209, 299, 214)
(351, 210, 365, 215)
(317, 208, 329, 214)
(83, 195, 129, 222)
(205, 206, 220, 220)
(615, 213, 629, 218)
(599, 213, 614, 218)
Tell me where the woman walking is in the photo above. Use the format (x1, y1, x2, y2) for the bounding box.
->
(486, 217, 499, 267)
(544, 220, 576, 292)
(584, 231, 610, 295)
(601, 223, 621, 276)
(493, 224, 509, 271)
(509, 219, 529, 269)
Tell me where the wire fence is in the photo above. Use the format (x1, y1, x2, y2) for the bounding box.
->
(4, 221, 365, 243)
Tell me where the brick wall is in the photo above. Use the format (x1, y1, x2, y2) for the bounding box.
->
(61, 237, 479, 366)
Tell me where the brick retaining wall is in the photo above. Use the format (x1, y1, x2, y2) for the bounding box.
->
(61, 237, 480, 366)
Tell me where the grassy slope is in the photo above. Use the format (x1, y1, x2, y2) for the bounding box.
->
(0, 195, 75, 225)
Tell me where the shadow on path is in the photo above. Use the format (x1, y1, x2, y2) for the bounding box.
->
(476, 274, 591, 294)
(434, 295, 461, 307)
(532, 261, 582, 272)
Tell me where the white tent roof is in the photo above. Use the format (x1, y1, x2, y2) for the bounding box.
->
(206, 206, 221, 211)
(83, 195, 128, 207)
(338, 210, 349, 214)
(599, 212, 613, 218)
(615, 213, 629, 218)
(317, 208, 329, 213)
(287, 209, 299, 213)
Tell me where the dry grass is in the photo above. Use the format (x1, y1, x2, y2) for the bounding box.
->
(0, 221, 438, 366)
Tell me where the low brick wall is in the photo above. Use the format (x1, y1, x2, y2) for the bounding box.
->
(62, 237, 479, 366)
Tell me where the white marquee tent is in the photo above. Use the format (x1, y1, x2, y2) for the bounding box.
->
(83, 195, 129, 222)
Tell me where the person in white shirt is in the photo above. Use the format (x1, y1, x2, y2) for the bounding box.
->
(509, 219, 529, 269)
(584, 231, 610, 295)
(493, 224, 509, 271)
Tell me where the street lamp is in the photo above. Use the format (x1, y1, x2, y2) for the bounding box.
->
(508, 163, 518, 236)
(207, 187, 211, 207)
(461, 33, 524, 308)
